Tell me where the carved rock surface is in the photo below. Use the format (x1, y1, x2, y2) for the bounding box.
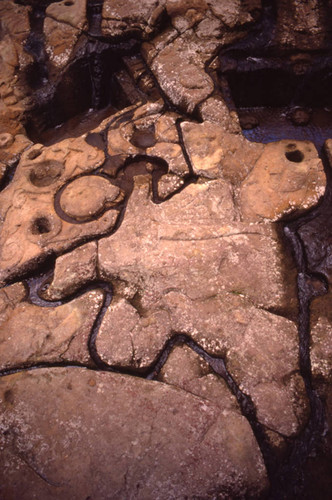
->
(148, 32, 215, 113)
(101, 0, 165, 39)
(0, 1, 32, 134)
(0, 137, 122, 285)
(59, 175, 123, 221)
(45, 241, 98, 300)
(98, 176, 298, 314)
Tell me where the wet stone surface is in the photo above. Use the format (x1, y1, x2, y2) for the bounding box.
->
(0, 1, 332, 499)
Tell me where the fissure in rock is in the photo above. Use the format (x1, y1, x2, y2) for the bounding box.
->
(217, 3, 332, 497)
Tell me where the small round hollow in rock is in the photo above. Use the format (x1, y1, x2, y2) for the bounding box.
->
(31, 216, 52, 235)
(285, 150, 304, 163)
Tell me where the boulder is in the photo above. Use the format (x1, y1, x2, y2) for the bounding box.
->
(0, 367, 268, 499)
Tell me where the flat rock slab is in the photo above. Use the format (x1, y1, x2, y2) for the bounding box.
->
(98, 176, 298, 314)
(0, 1, 331, 497)
(45, 241, 98, 300)
(0, 367, 268, 499)
(0, 284, 104, 370)
(59, 175, 123, 221)
(96, 291, 307, 436)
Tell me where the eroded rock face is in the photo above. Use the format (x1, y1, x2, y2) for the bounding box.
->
(59, 175, 124, 221)
(310, 292, 332, 381)
(276, 0, 329, 50)
(0, 1, 32, 134)
(239, 140, 325, 221)
(0, 136, 123, 285)
(45, 0, 87, 69)
(0, 367, 268, 499)
(98, 176, 298, 312)
(0, 284, 104, 370)
(44, 241, 98, 300)
(0, 1, 331, 498)
(102, 0, 165, 39)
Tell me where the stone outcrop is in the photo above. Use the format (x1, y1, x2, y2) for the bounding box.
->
(0, 0, 331, 498)
(44, 241, 98, 300)
(239, 140, 325, 222)
(101, 0, 166, 39)
(44, 0, 87, 69)
(310, 292, 332, 381)
(276, 0, 330, 51)
(0, 1, 32, 134)
(97, 176, 306, 436)
(0, 367, 268, 499)
(0, 136, 123, 285)
(0, 283, 104, 370)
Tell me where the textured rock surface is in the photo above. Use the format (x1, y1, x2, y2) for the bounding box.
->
(97, 288, 307, 436)
(239, 140, 325, 222)
(0, 133, 31, 182)
(0, 1, 32, 134)
(148, 32, 215, 113)
(0, 137, 122, 285)
(102, 0, 165, 39)
(98, 176, 298, 314)
(276, 0, 329, 50)
(44, 0, 87, 68)
(96, 175, 306, 435)
(310, 292, 332, 380)
(181, 120, 263, 181)
(59, 175, 123, 221)
(0, 0, 331, 498)
(44, 242, 98, 300)
(0, 367, 268, 500)
(0, 284, 104, 370)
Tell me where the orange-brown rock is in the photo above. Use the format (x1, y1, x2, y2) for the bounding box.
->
(96, 176, 306, 435)
(0, 1, 32, 134)
(44, 242, 98, 300)
(0, 133, 31, 182)
(208, 0, 256, 27)
(101, 0, 165, 39)
(103, 102, 190, 191)
(0, 136, 122, 285)
(180, 119, 264, 183)
(239, 140, 325, 222)
(148, 32, 216, 113)
(0, 284, 104, 370)
(44, 0, 87, 69)
(0, 367, 269, 499)
(0, 1, 331, 497)
(59, 175, 123, 221)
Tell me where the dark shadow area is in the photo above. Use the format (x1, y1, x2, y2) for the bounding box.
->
(25, 43, 136, 144)
(219, 54, 332, 153)
(218, 0, 332, 153)
(224, 63, 332, 109)
(87, 0, 104, 36)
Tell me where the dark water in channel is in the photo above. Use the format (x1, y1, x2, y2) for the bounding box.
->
(239, 107, 332, 154)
